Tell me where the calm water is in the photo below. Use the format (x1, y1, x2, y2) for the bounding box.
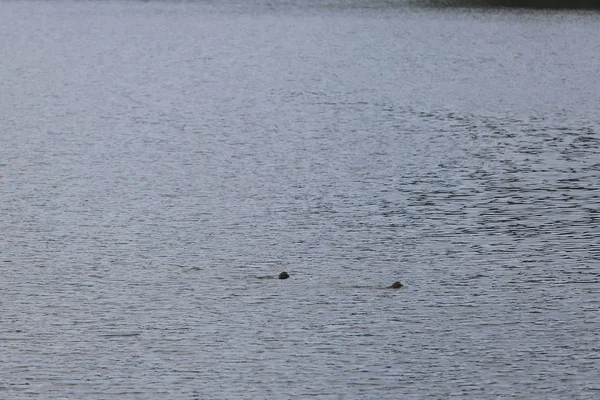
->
(1, 0, 599, 398)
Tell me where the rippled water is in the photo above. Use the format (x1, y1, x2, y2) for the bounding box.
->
(1, 1, 599, 398)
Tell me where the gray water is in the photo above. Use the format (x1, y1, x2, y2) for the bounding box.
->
(1, 1, 599, 398)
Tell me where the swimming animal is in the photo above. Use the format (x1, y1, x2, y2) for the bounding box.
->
(389, 281, 403, 289)
(278, 271, 289, 279)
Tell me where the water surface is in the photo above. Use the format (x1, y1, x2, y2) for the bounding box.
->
(1, 1, 599, 398)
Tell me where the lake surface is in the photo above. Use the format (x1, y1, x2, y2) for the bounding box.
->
(1, 0, 599, 398)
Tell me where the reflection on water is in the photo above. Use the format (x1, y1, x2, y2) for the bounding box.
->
(424, 0, 600, 9)
(1, 1, 599, 398)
